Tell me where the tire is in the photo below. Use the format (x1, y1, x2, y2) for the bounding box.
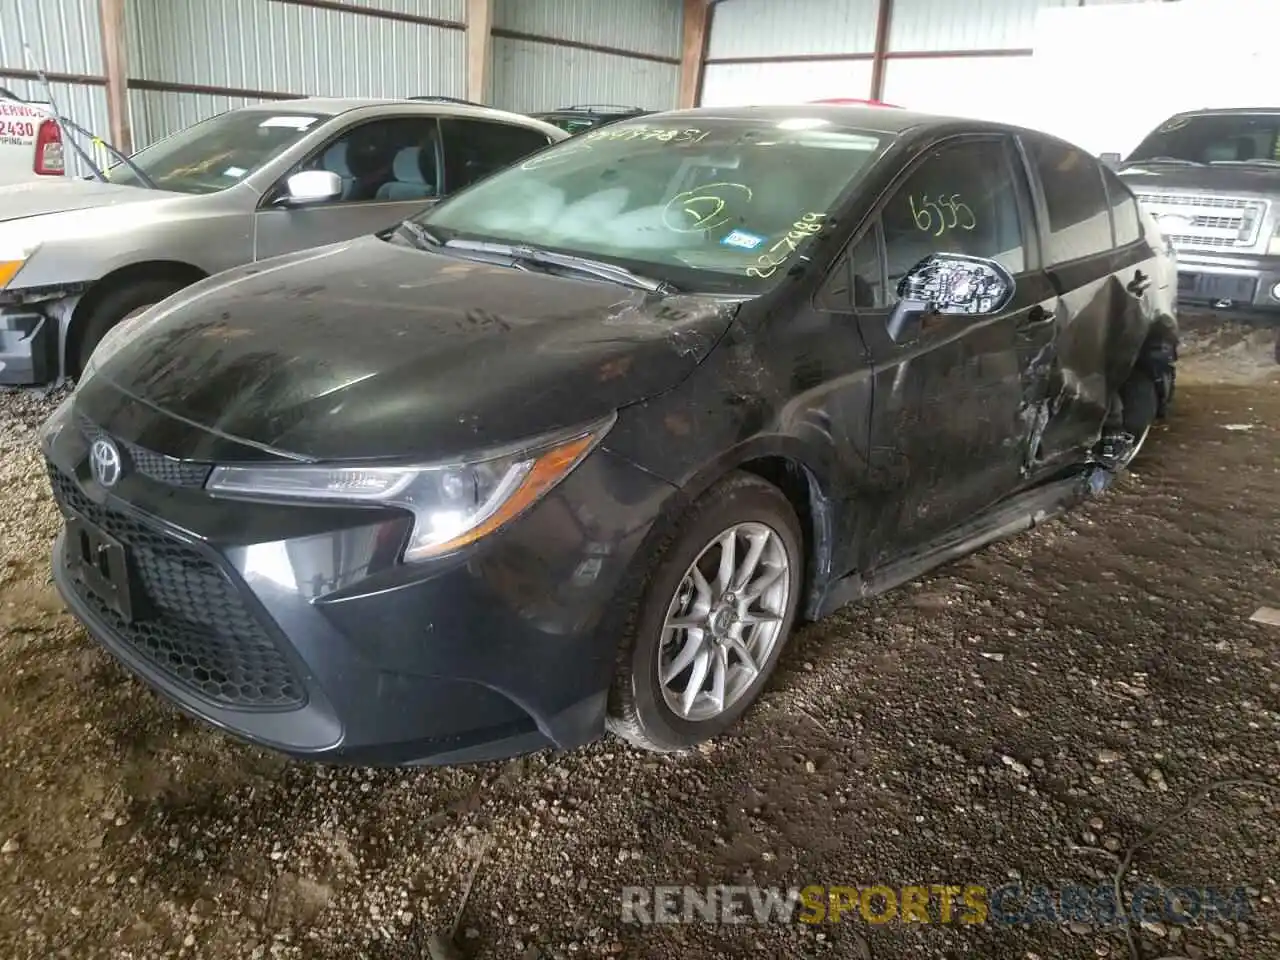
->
(1118, 370, 1159, 467)
(606, 471, 804, 753)
(72, 279, 187, 376)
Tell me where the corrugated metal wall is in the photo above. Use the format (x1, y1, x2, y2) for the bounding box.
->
(490, 0, 681, 114)
(700, 0, 1162, 110)
(0, 0, 110, 175)
(880, 0, 1143, 127)
(701, 0, 878, 105)
(126, 0, 467, 146)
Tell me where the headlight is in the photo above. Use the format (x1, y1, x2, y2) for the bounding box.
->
(206, 415, 615, 561)
(0, 241, 39, 289)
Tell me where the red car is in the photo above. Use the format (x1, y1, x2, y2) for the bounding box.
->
(809, 98, 902, 108)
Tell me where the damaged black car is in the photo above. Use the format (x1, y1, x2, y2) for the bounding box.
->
(41, 106, 1177, 765)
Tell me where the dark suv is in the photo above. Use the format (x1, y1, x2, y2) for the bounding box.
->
(1115, 108, 1280, 316)
(530, 104, 651, 136)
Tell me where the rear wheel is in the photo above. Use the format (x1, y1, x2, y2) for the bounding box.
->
(1116, 370, 1159, 468)
(72, 279, 187, 376)
(606, 472, 804, 753)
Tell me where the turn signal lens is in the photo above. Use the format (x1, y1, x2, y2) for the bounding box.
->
(0, 243, 39, 289)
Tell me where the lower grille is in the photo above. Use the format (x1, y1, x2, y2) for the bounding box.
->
(49, 466, 305, 710)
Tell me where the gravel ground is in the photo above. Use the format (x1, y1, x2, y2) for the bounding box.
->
(0, 318, 1277, 960)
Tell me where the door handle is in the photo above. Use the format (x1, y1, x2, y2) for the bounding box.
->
(1127, 270, 1151, 296)
(1025, 304, 1054, 326)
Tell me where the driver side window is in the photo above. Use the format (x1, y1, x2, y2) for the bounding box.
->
(294, 117, 442, 204)
(881, 138, 1026, 291)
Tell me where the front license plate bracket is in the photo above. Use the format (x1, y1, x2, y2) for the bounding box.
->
(65, 515, 137, 622)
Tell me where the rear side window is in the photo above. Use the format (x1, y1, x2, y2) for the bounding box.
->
(441, 118, 552, 191)
(1024, 137, 1111, 264)
(1102, 166, 1142, 248)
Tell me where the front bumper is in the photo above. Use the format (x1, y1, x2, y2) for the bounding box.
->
(43, 400, 675, 765)
(1173, 250, 1280, 315)
(0, 305, 59, 385)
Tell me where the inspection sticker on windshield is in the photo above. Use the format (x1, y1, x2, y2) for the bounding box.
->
(259, 115, 318, 130)
(721, 229, 766, 251)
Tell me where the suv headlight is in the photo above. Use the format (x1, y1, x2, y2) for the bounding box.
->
(0, 241, 39, 289)
(206, 415, 615, 561)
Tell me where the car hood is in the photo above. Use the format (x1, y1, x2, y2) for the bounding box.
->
(1117, 162, 1280, 199)
(81, 235, 740, 463)
(0, 177, 182, 222)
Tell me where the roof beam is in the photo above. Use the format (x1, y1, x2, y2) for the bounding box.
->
(678, 0, 712, 109)
(98, 0, 131, 153)
(466, 0, 493, 104)
(870, 0, 894, 101)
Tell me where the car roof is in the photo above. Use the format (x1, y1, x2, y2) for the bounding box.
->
(630, 103, 985, 136)
(1164, 107, 1280, 117)
(239, 97, 566, 134)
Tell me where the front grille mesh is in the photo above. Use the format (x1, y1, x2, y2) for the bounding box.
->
(1134, 192, 1267, 252)
(49, 466, 304, 710)
(77, 416, 212, 488)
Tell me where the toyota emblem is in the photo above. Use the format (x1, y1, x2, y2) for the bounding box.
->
(90, 437, 122, 488)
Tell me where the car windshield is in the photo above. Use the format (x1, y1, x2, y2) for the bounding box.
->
(413, 116, 892, 293)
(105, 108, 332, 194)
(1128, 113, 1280, 166)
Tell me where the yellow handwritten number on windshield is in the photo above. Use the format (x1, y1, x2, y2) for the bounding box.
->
(909, 194, 976, 236)
(746, 213, 826, 279)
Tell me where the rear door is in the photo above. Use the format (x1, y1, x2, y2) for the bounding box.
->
(253, 115, 444, 261)
(1019, 133, 1143, 468)
(849, 134, 1056, 562)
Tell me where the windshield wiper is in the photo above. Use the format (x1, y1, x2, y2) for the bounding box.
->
(1209, 158, 1280, 168)
(445, 239, 677, 294)
(394, 220, 444, 249)
(1130, 156, 1205, 166)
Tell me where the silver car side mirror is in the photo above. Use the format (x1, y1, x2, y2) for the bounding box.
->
(887, 254, 1016, 343)
(278, 170, 342, 206)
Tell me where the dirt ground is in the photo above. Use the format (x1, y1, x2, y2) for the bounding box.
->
(0, 317, 1276, 960)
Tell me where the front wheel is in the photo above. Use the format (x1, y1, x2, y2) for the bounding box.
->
(72, 279, 187, 376)
(606, 472, 804, 753)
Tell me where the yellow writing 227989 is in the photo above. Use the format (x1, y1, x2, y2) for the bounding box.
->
(797, 884, 988, 924)
(745, 213, 826, 279)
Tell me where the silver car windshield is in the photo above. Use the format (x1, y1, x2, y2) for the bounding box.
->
(416, 116, 891, 293)
(105, 109, 332, 194)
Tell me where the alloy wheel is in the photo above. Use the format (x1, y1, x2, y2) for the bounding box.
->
(658, 522, 791, 723)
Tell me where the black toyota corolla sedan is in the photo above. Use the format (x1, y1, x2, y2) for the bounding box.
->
(41, 105, 1178, 766)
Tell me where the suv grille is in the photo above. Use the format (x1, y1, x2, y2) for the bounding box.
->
(77, 417, 212, 488)
(48, 466, 305, 710)
(1134, 192, 1268, 252)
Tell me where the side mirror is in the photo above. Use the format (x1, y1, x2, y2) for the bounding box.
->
(887, 254, 1015, 344)
(1100, 151, 1122, 168)
(276, 170, 342, 207)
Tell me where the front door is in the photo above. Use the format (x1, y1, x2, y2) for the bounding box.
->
(852, 135, 1053, 565)
(253, 116, 444, 261)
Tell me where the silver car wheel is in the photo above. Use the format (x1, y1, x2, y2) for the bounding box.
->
(1118, 422, 1152, 469)
(658, 521, 791, 723)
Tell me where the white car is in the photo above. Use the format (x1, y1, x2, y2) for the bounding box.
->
(0, 91, 64, 185)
